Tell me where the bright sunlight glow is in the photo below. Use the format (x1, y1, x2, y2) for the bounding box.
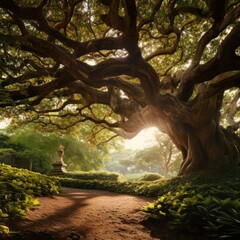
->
(0, 119, 10, 129)
(124, 127, 158, 150)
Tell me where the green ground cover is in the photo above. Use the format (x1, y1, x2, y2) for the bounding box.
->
(0, 164, 61, 235)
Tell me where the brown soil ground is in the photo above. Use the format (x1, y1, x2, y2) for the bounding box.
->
(4, 188, 209, 240)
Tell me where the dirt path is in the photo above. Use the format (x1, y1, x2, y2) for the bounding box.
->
(6, 188, 206, 240)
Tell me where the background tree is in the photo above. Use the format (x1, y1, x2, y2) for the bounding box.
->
(133, 133, 181, 178)
(107, 133, 181, 178)
(104, 149, 137, 175)
(0, 0, 239, 175)
(0, 125, 108, 173)
(0, 133, 37, 171)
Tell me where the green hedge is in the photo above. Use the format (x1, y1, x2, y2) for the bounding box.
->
(59, 176, 193, 197)
(59, 177, 142, 194)
(65, 171, 121, 181)
(138, 173, 164, 181)
(0, 164, 61, 236)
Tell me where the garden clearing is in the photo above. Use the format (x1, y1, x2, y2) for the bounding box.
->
(6, 187, 208, 240)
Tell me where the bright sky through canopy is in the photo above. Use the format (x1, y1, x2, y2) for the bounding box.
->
(124, 127, 158, 150)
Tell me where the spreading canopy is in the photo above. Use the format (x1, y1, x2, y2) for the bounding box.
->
(0, 0, 240, 174)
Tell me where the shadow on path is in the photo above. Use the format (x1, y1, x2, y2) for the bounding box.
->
(3, 188, 212, 240)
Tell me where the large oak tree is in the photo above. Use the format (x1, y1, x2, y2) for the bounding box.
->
(0, 0, 239, 175)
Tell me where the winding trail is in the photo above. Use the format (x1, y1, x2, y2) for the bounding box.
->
(8, 188, 206, 240)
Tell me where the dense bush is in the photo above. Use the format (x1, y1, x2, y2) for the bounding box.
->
(141, 170, 240, 239)
(0, 128, 109, 174)
(142, 185, 240, 238)
(60, 173, 175, 197)
(59, 177, 142, 194)
(59, 176, 172, 196)
(65, 171, 121, 181)
(0, 164, 61, 235)
(0, 164, 61, 196)
(138, 173, 163, 181)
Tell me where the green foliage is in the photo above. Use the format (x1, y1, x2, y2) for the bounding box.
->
(133, 133, 181, 178)
(59, 177, 142, 195)
(141, 169, 240, 238)
(105, 133, 181, 178)
(59, 174, 175, 197)
(0, 181, 40, 219)
(60, 167, 240, 238)
(0, 224, 9, 236)
(0, 131, 52, 173)
(0, 164, 61, 235)
(142, 186, 240, 238)
(0, 164, 61, 196)
(65, 171, 121, 181)
(60, 135, 106, 172)
(205, 207, 240, 238)
(0, 0, 239, 180)
(138, 173, 164, 181)
(105, 150, 137, 175)
(0, 125, 109, 173)
(125, 173, 148, 181)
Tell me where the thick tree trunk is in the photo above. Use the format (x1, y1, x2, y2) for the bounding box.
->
(179, 124, 239, 175)
(163, 120, 240, 175)
(118, 95, 239, 176)
(153, 95, 240, 176)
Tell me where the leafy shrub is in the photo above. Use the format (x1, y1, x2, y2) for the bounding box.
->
(0, 164, 61, 196)
(138, 173, 163, 181)
(0, 181, 39, 219)
(125, 173, 146, 181)
(59, 175, 184, 197)
(205, 207, 240, 238)
(142, 182, 240, 238)
(0, 164, 61, 235)
(59, 177, 142, 194)
(65, 171, 121, 181)
(60, 175, 172, 197)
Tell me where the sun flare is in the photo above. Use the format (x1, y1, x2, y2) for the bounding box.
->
(124, 127, 158, 150)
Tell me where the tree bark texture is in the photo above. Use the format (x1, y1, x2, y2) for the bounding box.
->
(0, 0, 239, 175)
(153, 96, 240, 175)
